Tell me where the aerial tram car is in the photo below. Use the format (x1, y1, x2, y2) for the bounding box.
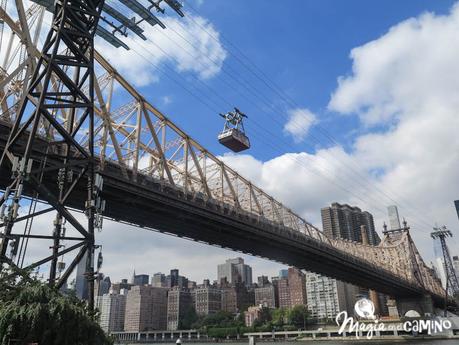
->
(218, 108, 250, 152)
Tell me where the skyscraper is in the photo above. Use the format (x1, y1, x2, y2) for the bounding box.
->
(306, 272, 341, 320)
(387, 205, 401, 230)
(166, 269, 189, 289)
(111, 279, 133, 294)
(96, 291, 127, 333)
(319, 203, 381, 316)
(170, 269, 179, 288)
(288, 267, 307, 306)
(321, 203, 380, 245)
(217, 258, 253, 287)
(132, 274, 149, 286)
(124, 286, 168, 331)
(195, 284, 222, 315)
(221, 284, 254, 313)
(95, 274, 111, 297)
(152, 273, 166, 287)
(453, 256, 459, 279)
(254, 280, 278, 308)
(167, 287, 193, 330)
(257, 275, 269, 287)
(75, 251, 88, 300)
(279, 269, 288, 279)
(277, 275, 291, 308)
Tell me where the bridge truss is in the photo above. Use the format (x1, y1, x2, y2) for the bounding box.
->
(0, 1, 446, 305)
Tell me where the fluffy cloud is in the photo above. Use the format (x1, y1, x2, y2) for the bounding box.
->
(221, 148, 363, 223)
(283, 108, 317, 143)
(96, 13, 227, 86)
(328, 3, 459, 242)
(328, 5, 459, 127)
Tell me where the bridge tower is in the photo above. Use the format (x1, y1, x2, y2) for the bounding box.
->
(0, 0, 105, 310)
(383, 220, 438, 316)
(431, 225, 459, 308)
(0, 0, 185, 311)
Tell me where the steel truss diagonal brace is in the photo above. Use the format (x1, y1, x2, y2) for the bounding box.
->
(0, 0, 105, 311)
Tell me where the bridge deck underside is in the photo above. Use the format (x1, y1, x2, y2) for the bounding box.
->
(0, 121, 442, 304)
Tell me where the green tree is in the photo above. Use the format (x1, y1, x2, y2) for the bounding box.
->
(259, 306, 272, 324)
(271, 308, 288, 327)
(287, 305, 310, 329)
(179, 306, 198, 330)
(198, 310, 242, 329)
(0, 268, 112, 345)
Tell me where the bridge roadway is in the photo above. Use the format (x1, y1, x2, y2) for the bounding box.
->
(0, 120, 443, 305)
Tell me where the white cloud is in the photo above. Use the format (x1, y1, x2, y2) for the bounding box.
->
(283, 108, 317, 143)
(328, 4, 459, 127)
(96, 13, 227, 87)
(161, 95, 172, 105)
(221, 150, 351, 226)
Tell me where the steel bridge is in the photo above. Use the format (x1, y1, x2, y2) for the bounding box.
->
(0, 1, 447, 308)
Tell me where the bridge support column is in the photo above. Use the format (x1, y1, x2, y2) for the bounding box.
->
(387, 298, 399, 318)
(396, 295, 434, 317)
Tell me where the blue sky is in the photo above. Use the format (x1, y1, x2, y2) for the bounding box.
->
(131, 0, 456, 160)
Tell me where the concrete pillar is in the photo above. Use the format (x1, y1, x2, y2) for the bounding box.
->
(387, 298, 400, 318)
(396, 294, 434, 317)
(369, 289, 380, 315)
(360, 225, 381, 315)
(249, 336, 256, 345)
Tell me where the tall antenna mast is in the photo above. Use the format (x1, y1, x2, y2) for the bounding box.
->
(431, 225, 459, 314)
